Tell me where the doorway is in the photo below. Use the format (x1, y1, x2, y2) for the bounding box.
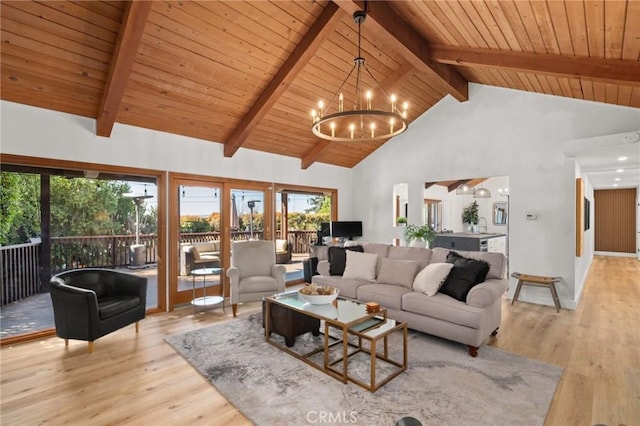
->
(594, 188, 637, 254)
(168, 174, 272, 309)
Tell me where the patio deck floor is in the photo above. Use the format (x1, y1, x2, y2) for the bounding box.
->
(0, 255, 306, 338)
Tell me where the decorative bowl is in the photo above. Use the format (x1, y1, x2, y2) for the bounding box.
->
(298, 288, 339, 305)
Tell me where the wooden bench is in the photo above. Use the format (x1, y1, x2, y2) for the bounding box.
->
(510, 272, 562, 312)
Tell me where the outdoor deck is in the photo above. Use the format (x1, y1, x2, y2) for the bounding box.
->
(0, 255, 306, 338)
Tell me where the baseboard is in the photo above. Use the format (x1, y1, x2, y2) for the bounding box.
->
(594, 251, 637, 258)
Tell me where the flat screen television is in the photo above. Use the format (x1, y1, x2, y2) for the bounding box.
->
(331, 221, 363, 239)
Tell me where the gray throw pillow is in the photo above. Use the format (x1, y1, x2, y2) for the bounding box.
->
(376, 257, 420, 288)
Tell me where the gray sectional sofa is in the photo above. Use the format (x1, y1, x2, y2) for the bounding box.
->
(311, 242, 508, 356)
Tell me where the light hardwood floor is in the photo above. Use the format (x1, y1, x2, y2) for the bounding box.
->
(1, 256, 638, 425)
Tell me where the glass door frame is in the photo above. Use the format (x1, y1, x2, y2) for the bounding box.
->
(274, 184, 338, 239)
(0, 154, 166, 345)
(168, 173, 273, 310)
(274, 184, 338, 284)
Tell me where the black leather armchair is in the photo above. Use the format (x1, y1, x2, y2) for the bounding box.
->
(49, 268, 147, 353)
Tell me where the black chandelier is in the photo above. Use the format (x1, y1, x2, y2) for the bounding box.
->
(311, 8, 408, 142)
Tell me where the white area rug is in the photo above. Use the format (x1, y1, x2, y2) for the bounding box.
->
(165, 314, 562, 426)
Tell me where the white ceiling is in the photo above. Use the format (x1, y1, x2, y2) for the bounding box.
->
(564, 131, 640, 190)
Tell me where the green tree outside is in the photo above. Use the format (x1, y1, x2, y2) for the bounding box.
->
(0, 172, 158, 245)
(180, 216, 212, 233)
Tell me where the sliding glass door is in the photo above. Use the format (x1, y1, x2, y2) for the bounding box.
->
(275, 185, 337, 283)
(229, 188, 267, 241)
(169, 175, 272, 309)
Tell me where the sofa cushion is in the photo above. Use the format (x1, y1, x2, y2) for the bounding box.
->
(193, 241, 219, 252)
(387, 246, 432, 270)
(328, 245, 364, 275)
(439, 252, 490, 302)
(312, 275, 367, 299)
(98, 295, 140, 320)
(413, 262, 454, 296)
(357, 283, 412, 311)
(275, 239, 288, 253)
(191, 241, 220, 261)
(191, 247, 201, 260)
(343, 251, 378, 281)
(402, 292, 483, 329)
(239, 275, 279, 293)
(343, 240, 365, 247)
(430, 247, 450, 264)
(363, 243, 391, 276)
(376, 258, 419, 288)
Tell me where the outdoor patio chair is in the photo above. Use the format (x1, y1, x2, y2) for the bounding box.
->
(227, 240, 286, 316)
(49, 268, 147, 353)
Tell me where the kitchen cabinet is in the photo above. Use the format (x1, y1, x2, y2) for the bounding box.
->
(433, 233, 506, 254)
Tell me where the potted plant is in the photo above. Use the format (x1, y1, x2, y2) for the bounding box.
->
(396, 217, 407, 226)
(403, 224, 436, 247)
(462, 201, 479, 232)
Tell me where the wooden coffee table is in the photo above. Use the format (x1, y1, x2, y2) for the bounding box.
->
(263, 291, 407, 392)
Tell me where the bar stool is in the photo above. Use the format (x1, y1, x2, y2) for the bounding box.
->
(510, 272, 562, 312)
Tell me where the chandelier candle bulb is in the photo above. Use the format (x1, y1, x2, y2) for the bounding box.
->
(339, 93, 344, 112)
(350, 123, 355, 139)
(318, 101, 324, 117)
(370, 122, 375, 138)
(390, 118, 395, 134)
(330, 122, 336, 138)
(366, 90, 372, 110)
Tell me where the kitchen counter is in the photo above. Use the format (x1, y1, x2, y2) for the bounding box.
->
(436, 232, 506, 239)
(433, 232, 507, 253)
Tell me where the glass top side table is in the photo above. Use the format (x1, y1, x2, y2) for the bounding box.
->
(190, 267, 224, 314)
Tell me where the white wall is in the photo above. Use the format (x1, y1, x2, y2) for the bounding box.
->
(352, 84, 640, 310)
(0, 101, 354, 217)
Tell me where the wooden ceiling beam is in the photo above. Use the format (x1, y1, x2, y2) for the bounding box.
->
(429, 45, 640, 87)
(301, 140, 331, 170)
(223, 2, 344, 158)
(333, 0, 468, 102)
(96, 1, 152, 137)
(301, 61, 415, 169)
(448, 179, 470, 192)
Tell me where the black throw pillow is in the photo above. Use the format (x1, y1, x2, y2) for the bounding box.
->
(328, 245, 364, 275)
(439, 251, 491, 302)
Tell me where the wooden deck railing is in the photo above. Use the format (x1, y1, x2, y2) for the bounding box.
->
(51, 234, 159, 275)
(286, 230, 316, 253)
(2, 230, 317, 305)
(1, 242, 41, 305)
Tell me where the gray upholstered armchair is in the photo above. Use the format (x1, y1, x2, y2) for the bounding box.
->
(49, 268, 147, 352)
(227, 240, 286, 316)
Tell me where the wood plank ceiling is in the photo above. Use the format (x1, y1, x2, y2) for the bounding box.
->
(2, 1, 639, 169)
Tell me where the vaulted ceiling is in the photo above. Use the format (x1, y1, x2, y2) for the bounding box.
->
(2, 1, 639, 169)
